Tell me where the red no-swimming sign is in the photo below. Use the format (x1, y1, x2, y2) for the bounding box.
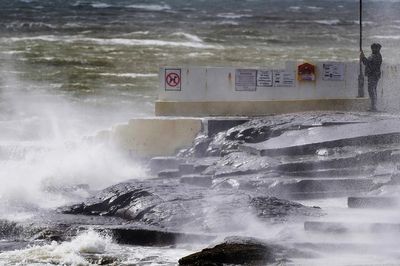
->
(165, 69, 181, 91)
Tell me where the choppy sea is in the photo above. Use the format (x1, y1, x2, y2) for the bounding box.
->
(1, 0, 400, 265)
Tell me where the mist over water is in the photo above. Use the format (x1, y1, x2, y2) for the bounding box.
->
(0, 65, 146, 214)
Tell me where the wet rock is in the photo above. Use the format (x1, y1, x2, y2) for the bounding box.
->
(61, 182, 157, 217)
(207, 119, 249, 137)
(250, 197, 321, 220)
(203, 152, 277, 177)
(206, 132, 240, 157)
(212, 178, 240, 189)
(179, 111, 396, 159)
(242, 119, 400, 156)
(62, 180, 321, 232)
(31, 228, 67, 242)
(62, 180, 204, 230)
(83, 254, 118, 265)
(227, 124, 274, 144)
(178, 134, 212, 158)
(179, 237, 291, 265)
(98, 226, 215, 246)
(225, 112, 371, 145)
(276, 148, 398, 172)
(180, 175, 213, 187)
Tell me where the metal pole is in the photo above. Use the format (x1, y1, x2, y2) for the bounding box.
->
(358, 0, 364, 97)
(360, 0, 362, 52)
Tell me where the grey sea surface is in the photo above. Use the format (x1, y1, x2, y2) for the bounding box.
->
(1, 0, 400, 119)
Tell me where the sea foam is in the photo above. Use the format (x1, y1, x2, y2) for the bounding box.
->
(126, 4, 171, 12)
(91, 3, 111, 8)
(99, 73, 157, 78)
(0, 230, 113, 265)
(3, 36, 221, 49)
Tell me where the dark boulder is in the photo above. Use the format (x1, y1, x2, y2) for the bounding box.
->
(179, 237, 285, 265)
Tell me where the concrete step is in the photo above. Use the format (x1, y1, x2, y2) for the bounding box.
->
(270, 178, 375, 194)
(294, 242, 400, 255)
(304, 221, 400, 234)
(278, 191, 365, 200)
(158, 169, 181, 178)
(348, 196, 400, 209)
(178, 163, 212, 175)
(276, 149, 399, 172)
(180, 175, 213, 188)
(281, 167, 372, 178)
(149, 156, 186, 174)
(178, 164, 196, 175)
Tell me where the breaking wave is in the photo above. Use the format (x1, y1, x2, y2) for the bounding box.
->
(126, 4, 171, 12)
(314, 19, 341, 26)
(216, 13, 252, 19)
(99, 73, 157, 78)
(0, 230, 113, 265)
(3, 35, 221, 49)
(371, 35, 400, 40)
(91, 2, 111, 8)
(172, 32, 203, 42)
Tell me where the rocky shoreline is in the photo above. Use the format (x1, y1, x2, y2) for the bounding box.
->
(3, 111, 400, 265)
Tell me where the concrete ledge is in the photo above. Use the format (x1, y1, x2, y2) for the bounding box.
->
(304, 221, 400, 234)
(348, 197, 400, 209)
(155, 98, 370, 117)
(110, 118, 202, 157)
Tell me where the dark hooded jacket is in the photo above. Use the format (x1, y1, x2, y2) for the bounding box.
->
(362, 52, 382, 79)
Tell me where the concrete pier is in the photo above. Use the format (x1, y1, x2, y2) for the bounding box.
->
(95, 118, 202, 157)
(156, 99, 368, 117)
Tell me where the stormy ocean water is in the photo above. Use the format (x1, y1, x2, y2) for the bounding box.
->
(1, 0, 400, 265)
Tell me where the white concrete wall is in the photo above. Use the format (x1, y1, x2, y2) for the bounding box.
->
(379, 64, 400, 112)
(94, 118, 203, 157)
(159, 62, 362, 102)
(159, 62, 400, 112)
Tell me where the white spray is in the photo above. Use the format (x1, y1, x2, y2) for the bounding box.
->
(0, 63, 145, 215)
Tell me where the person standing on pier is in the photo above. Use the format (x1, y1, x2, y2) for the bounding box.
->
(360, 43, 382, 111)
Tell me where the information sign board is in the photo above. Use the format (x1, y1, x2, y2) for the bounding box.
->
(256, 70, 273, 87)
(273, 70, 295, 87)
(322, 63, 345, 81)
(235, 69, 257, 91)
